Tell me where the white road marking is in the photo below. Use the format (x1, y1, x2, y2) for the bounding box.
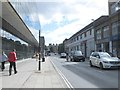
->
(50, 59, 75, 90)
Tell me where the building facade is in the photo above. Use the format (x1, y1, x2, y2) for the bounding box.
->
(95, 0, 120, 57)
(64, 23, 95, 57)
(64, 0, 120, 58)
(0, 1, 40, 59)
(0, 29, 36, 59)
(94, 16, 109, 52)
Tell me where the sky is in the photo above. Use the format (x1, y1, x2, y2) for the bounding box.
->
(10, 0, 109, 46)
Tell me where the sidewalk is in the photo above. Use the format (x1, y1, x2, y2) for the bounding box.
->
(0, 57, 68, 88)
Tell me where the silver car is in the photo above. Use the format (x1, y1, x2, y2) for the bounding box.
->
(60, 53, 66, 58)
(89, 52, 120, 69)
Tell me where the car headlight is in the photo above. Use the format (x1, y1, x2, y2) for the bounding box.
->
(103, 61, 109, 63)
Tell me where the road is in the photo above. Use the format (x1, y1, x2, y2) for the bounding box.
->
(48, 55, 119, 88)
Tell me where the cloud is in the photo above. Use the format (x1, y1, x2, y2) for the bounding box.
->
(37, 0, 108, 45)
(11, 0, 108, 27)
(38, 0, 108, 26)
(10, 0, 109, 46)
(41, 20, 85, 45)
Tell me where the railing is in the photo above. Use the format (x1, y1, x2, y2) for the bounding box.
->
(3, 50, 34, 60)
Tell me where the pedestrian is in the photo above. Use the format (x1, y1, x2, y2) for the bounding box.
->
(1, 51, 8, 71)
(8, 49, 17, 76)
(35, 52, 39, 61)
(66, 52, 69, 62)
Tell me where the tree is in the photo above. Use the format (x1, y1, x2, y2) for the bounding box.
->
(58, 43, 64, 54)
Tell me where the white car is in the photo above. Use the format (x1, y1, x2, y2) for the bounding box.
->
(60, 53, 66, 58)
(89, 52, 120, 69)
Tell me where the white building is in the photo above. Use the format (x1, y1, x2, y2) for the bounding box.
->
(64, 23, 95, 57)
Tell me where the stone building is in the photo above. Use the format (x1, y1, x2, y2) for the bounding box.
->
(64, 0, 120, 58)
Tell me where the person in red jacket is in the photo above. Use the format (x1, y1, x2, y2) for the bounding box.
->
(8, 49, 17, 76)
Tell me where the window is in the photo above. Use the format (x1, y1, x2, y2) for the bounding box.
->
(112, 22, 118, 36)
(86, 31, 89, 37)
(71, 39, 73, 43)
(77, 45, 79, 50)
(110, 1, 120, 14)
(80, 34, 82, 39)
(91, 52, 97, 57)
(1, 29, 28, 45)
(103, 26, 109, 38)
(96, 29, 101, 40)
(84, 32, 86, 37)
(92, 29, 94, 35)
(90, 29, 92, 35)
(82, 34, 84, 39)
(77, 36, 79, 40)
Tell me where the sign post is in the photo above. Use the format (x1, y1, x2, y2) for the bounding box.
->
(38, 29, 41, 71)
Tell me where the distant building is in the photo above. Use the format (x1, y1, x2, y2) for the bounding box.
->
(47, 44, 58, 53)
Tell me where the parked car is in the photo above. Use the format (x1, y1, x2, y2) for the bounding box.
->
(89, 52, 120, 69)
(69, 51, 85, 62)
(60, 53, 66, 58)
(54, 53, 57, 55)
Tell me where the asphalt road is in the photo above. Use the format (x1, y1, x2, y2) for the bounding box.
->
(49, 55, 119, 88)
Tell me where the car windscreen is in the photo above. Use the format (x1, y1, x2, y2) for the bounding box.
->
(74, 51, 82, 56)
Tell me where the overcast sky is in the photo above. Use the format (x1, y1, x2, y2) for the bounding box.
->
(39, 0, 108, 45)
(10, 0, 109, 45)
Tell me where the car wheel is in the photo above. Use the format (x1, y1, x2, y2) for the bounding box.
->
(70, 58, 73, 62)
(72, 59, 74, 61)
(100, 63, 104, 70)
(73, 58, 75, 62)
(67, 57, 70, 62)
(82, 59, 85, 62)
(90, 61, 93, 67)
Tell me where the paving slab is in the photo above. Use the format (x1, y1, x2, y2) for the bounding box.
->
(0, 57, 68, 89)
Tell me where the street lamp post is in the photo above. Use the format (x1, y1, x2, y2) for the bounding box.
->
(38, 29, 41, 71)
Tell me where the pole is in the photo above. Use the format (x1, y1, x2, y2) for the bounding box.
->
(38, 29, 41, 71)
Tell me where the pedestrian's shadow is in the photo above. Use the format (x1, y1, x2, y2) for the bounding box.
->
(0, 70, 9, 77)
(65, 61, 70, 62)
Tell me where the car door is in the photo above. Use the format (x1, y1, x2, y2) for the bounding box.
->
(95, 54, 101, 66)
(90, 53, 96, 66)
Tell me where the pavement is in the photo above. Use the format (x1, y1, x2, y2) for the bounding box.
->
(0, 57, 69, 89)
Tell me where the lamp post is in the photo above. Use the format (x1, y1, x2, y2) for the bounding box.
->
(38, 29, 41, 71)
